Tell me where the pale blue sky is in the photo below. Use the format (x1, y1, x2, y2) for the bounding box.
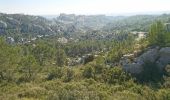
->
(0, 0, 170, 15)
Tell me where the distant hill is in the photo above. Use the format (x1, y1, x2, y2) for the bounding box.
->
(0, 13, 170, 39)
(55, 13, 120, 30)
(0, 13, 57, 37)
(103, 14, 170, 32)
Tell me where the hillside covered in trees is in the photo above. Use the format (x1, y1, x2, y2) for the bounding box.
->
(0, 13, 170, 100)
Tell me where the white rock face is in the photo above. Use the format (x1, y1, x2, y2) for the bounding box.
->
(122, 47, 170, 74)
(58, 37, 68, 44)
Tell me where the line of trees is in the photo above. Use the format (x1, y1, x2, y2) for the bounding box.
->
(148, 21, 170, 46)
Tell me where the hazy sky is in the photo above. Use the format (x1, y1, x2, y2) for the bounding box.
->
(0, 0, 170, 15)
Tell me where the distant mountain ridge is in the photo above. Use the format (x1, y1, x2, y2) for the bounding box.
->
(0, 13, 170, 39)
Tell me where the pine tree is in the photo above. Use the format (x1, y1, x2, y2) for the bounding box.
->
(148, 21, 165, 46)
(56, 48, 66, 67)
(19, 55, 37, 82)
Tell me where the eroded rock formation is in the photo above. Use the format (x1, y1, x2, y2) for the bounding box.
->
(122, 47, 170, 74)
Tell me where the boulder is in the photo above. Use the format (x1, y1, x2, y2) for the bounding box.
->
(122, 47, 170, 74)
(122, 47, 159, 74)
(123, 63, 143, 74)
(157, 47, 170, 69)
(137, 47, 159, 64)
(82, 54, 94, 64)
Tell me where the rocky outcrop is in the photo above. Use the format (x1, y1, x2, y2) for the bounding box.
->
(67, 54, 95, 66)
(156, 47, 170, 69)
(122, 47, 170, 74)
(82, 54, 94, 64)
(123, 63, 143, 74)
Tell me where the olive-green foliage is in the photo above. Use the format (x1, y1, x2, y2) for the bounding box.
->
(32, 41, 55, 66)
(107, 67, 131, 84)
(64, 39, 114, 57)
(107, 35, 135, 63)
(82, 63, 131, 85)
(63, 68, 75, 82)
(83, 66, 94, 79)
(156, 89, 170, 100)
(2, 12, 170, 100)
(163, 65, 170, 88)
(56, 48, 67, 67)
(18, 55, 38, 82)
(148, 21, 170, 46)
(0, 30, 170, 100)
(0, 37, 21, 82)
(46, 67, 64, 80)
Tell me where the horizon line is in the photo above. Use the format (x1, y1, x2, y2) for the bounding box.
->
(1, 10, 170, 17)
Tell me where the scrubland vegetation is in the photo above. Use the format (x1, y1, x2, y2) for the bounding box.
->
(0, 13, 170, 100)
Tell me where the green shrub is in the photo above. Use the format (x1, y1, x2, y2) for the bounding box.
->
(63, 68, 75, 82)
(104, 67, 131, 84)
(83, 66, 94, 79)
(46, 68, 64, 80)
(18, 55, 38, 83)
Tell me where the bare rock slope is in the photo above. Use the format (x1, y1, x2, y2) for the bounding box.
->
(122, 47, 170, 74)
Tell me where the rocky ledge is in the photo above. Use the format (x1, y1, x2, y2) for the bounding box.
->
(122, 47, 170, 74)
